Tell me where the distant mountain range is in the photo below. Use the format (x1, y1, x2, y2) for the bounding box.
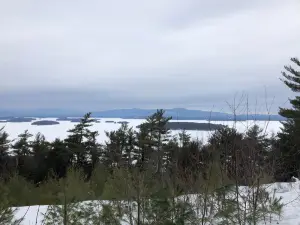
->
(0, 108, 285, 121)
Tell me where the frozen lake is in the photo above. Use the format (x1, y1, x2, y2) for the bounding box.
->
(1, 118, 283, 144)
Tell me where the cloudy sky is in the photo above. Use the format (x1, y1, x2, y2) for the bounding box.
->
(1, 0, 300, 113)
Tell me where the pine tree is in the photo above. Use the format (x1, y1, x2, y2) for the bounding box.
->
(12, 130, 32, 157)
(31, 133, 50, 183)
(277, 57, 300, 180)
(0, 127, 9, 157)
(141, 109, 172, 175)
(244, 125, 270, 165)
(135, 122, 154, 170)
(42, 168, 93, 225)
(164, 131, 193, 173)
(120, 124, 136, 169)
(0, 127, 10, 176)
(208, 127, 243, 180)
(48, 138, 73, 178)
(104, 129, 125, 168)
(163, 136, 180, 174)
(11, 130, 33, 178)
(65, 112, 96, 169)
(84, 130, 101, 171)
(177, 133, 204, 179)
(242, 125, 272, 184)
(178, 130, 191, 148)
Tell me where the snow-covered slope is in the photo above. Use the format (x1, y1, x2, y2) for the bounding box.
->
(13, 180, 300, 225)
(265, 180, 300, 225)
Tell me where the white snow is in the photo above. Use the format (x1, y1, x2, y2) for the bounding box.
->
(12, 180, 300, 224)
(265, 181, 300, 225)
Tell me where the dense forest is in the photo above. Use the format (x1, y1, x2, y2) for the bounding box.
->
(0, 58, 300, 224)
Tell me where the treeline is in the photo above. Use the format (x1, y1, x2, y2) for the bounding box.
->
(0, 108, 288, 224)
(0, 108, 290, 192)
(0, 110, 278, 183)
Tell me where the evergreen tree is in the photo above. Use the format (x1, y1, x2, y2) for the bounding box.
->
(47, 138, 73, 178)
(32, 132, 49, 154)
(244, 125, 269, 164)
(163, 136, 180, 174)
(208, 126, 244, 180)
(65, 112, 96, 169)
(104, 129, 125, 168)
(178, 130, 191, 148)
(241, 125, 272, 184)
(134, 122, 154, 171)
(42, 168, 93, 225)
(177, 135, 204, 181)
(31, 132, 50, 183)
(0, 127, 9, 158)
(163, 131, 194, 174)
(12, 130, 32, 157)
(277, 57, 300, 180)
(0, 127, 10, 176)
(123, 126, 137, 168)
(84, 130, 101, 172)
(11, 130, 33, 179)
(139, 109, 172, 175)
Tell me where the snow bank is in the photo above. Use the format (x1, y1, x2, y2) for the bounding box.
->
(13, 180, 300, 225)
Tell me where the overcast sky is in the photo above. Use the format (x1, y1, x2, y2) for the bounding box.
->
(1, 0, 300, 113)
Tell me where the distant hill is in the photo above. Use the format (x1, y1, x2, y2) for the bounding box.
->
(91, 108, 284, 121)
(0, 117, 35, 123)
(0, 108, 285, 121)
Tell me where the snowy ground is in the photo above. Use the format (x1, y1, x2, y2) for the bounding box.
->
(13, 180, 300, 225)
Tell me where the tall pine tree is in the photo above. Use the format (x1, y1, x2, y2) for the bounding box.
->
(0, 127, 10, 177)
(65, 112, 96, 169)
(31, 133, 50, 183)
(12, 130, 33, 179)
(277, 57, 300, 180)
(143, 110, 171, 175)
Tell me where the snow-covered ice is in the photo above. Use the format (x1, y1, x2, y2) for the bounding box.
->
(1, 118, 283, 144)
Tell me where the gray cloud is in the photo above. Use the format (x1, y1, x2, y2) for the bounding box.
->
(0, 0, 299, 113)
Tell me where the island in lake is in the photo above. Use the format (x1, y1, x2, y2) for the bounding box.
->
(31, 120, 60, 126)
(137, 122, 224, 131)
(56, 118, 101, 123)
(104, 121, 130, 124)
(56, 118, 82, 123)
(0, 117, 36, 123)
(117, 121, 129, 125)
(105, 120, 116, 123)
